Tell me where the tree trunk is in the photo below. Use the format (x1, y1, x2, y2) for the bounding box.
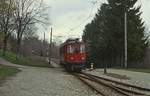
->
(2, 36, 8, 56)
(104, 59, 107, 74)
(16, 38, 21, 60)
(103, 55, 107, 74)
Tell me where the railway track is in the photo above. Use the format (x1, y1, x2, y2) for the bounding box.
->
(73, 72, 150, 96)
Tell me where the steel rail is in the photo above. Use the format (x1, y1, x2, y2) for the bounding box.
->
(79, 73, 147, 96)
(74, 73, 134, 96)
(76, 73, 140, 96)
(84, 73, 150, 92)
(74, 74, 107, 96)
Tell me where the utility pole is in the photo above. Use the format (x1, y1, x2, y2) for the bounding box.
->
(49, 27, 53, 64)
(43, 32, 45, 56)
(124, 1, 127, 68)
(44, 32, 45, 42)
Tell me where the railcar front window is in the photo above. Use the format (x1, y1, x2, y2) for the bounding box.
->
(74, 46, 80, 53)
(80, 44, 85, 53)
(67, 44, 85, 53)
(67, 45, 74, 53)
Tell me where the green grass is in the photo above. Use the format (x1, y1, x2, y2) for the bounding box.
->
(25, 56, 52, 67)
(0, 50, 28, 65)
(0, 50, 52, 68)
(0, 65, 20, 80)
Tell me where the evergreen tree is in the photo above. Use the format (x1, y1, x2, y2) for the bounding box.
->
(83, 0, 149, 68)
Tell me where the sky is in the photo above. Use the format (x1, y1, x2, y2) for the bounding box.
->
(41, 0, 150, 43)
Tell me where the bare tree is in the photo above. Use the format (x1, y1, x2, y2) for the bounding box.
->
(0, 0, 16, 55)
(13, 0, 49, 59)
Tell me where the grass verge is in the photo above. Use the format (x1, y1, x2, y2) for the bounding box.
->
(0, 65, 20, 80)
(0, 50, 52, 68)
(0, 50, 27, 65)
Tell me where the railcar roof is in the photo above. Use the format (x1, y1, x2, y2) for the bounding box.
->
(60, 39, 84, 47)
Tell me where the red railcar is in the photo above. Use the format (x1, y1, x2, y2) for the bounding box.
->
(60, 38, 86, 71)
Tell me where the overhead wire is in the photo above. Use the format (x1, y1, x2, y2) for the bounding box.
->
(67, 0, 107, 38)
(139, 0, 142, 6)
(69, 0, 107, 31)
(67, 1, 98, 38)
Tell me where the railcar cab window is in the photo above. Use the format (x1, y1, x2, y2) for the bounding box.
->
(67, 45, 74, 53)
(80, 44, 85, 53)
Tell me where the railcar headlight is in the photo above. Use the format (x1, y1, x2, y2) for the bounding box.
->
(70, 57, 74, 60)
(81, 57, 85, 60)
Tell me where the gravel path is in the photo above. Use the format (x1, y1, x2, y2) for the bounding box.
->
(0, 58, 99, 96)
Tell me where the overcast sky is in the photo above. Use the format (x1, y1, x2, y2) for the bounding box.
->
(42, 0, 150, 43)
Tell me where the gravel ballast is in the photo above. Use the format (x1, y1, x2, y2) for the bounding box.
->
(84, 68, 150, 89)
